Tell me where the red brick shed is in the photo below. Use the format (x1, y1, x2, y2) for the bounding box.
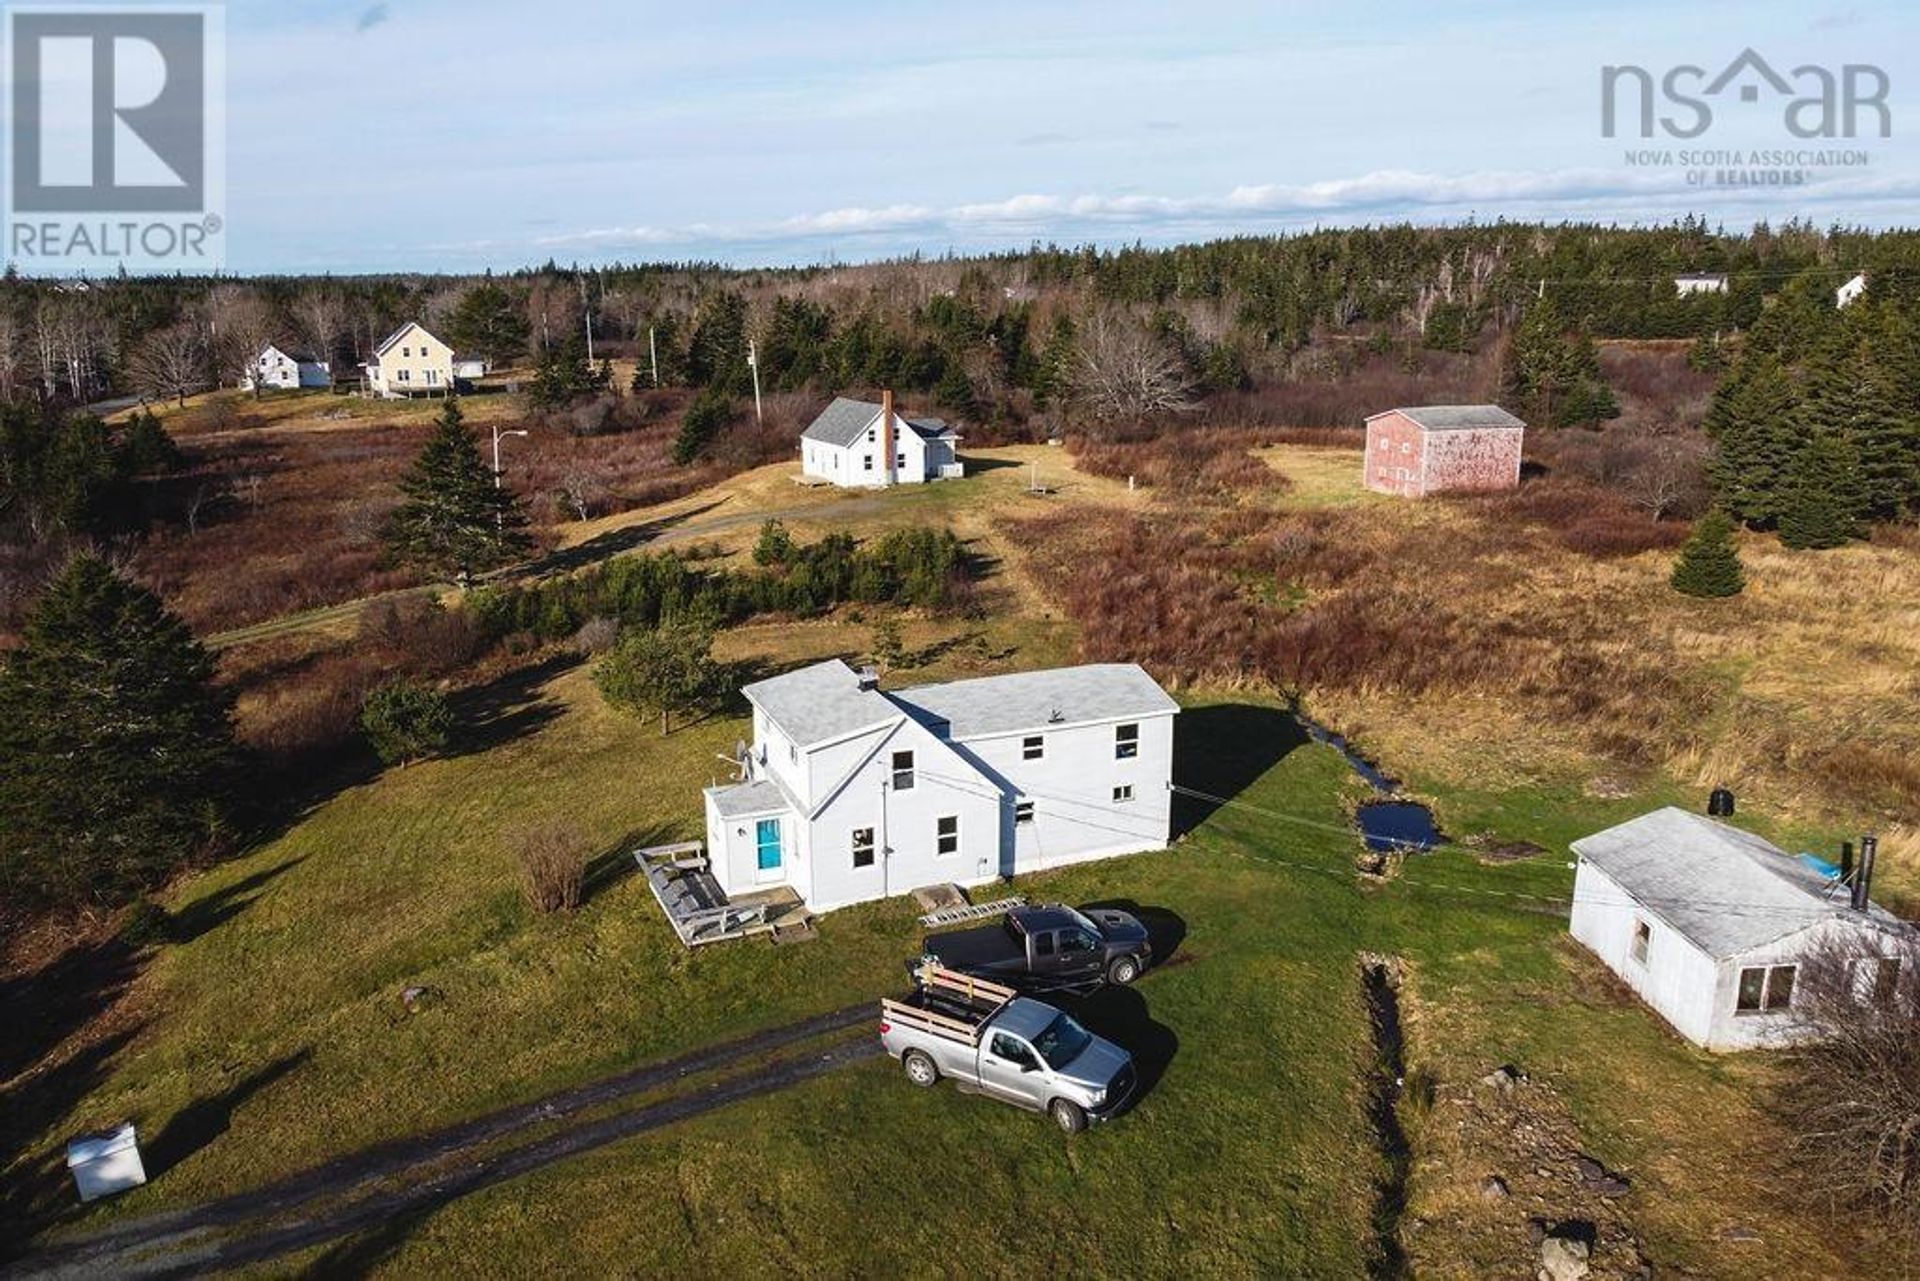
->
(1363, 405, 1526, 498)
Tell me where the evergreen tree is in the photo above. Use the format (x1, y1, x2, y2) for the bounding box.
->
(360, 678, 453, 766)
(672, 390, 734, 465)
(594, 621, 720, 735)
(1706, 355, 1800, 525)
(0, 554, 235, 907)
(1670, 509, 1745, 597)
(384, 399, 530, 582)
(1778, 432, 1867, 550)
(527, 332, 598, 407)
(1034, 314, 1077, 405)
(685, 291, 751, 394)
(445, 281, 530, 367)
(1799, 335, 1920, 522)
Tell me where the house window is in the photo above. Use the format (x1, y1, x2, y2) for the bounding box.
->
(1736, 965, 1796, 1013)
(1115, 723, 1139, 759)
(936, 815, 959, 856)
(895, 452, 905, 469)
(401, 346, 411, 357)
(1014, 800, 1034, 824)
(1630, 919, 1651, 966)
(891, 750, 915, 791)
(397, 369, 411, 382)
(1113, 784, 1135, 803)
(425, 369, 439, 385)
(851, 827, 875, 869)
(1022, 735, 1044, 761)
(864, 456, 874, 471)
(867, 427, 876, 443)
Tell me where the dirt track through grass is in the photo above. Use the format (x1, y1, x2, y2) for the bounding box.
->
(8, 1004, 875, 1278)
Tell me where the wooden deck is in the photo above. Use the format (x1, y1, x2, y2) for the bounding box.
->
(635, 842, 813, 947)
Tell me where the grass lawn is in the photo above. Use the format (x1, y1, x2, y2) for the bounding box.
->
(5, 437, 1905, 1275)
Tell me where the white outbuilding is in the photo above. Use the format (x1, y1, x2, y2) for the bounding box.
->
(1568, 807, 1911, 1051)
(242, 343, 330, 391)
(800, 391, 962, 487)
(1836, 272, 1868, 308)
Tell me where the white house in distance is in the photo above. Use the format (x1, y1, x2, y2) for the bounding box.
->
(1672, 273, 1728, 295)
(363, 322, 487, 398)
(1568, 807, 1912, 1052)
(1836, 272, 1868, 308)
(702, 659, 1177, 912)
(800, 391, 962, 487)
(242, 343, 330, 391)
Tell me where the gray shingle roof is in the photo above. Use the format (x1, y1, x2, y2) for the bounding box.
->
(801, 396, 954, 447)
(1572, 807, 1907, 958)
(741, 660, 901, 748)
(894, 663, 1177, 740)
(705, 778, 794, 819)
(1370, 404, 1526, 432)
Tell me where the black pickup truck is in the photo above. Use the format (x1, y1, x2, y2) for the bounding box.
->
(922, 904, 1152, 991)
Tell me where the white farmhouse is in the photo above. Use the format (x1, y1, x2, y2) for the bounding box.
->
(702, 660, 1177, 911)
(800, 391, 962, 487)
(242, 343, 330, 391)
(1836, 272, 1868, 308)
(1672, 273, 1728, 296)
(363, 321, 473, 398)
(1568, 808, 1911, 1051)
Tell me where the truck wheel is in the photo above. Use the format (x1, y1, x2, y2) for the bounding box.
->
(1050, 1099, 1088, 1134)
(902, 1050, 940, 1088)
(1107, 956, 1141, 985)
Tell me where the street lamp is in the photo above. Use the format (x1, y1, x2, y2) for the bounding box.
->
(491, 425, 529, 488)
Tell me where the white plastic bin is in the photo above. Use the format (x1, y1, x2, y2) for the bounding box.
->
(66, 1123, 147, 1202)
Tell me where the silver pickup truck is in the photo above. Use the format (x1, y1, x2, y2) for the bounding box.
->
(880, 967, 1136, 1133)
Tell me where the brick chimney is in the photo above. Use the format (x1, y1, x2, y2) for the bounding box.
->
(880, 389, 895, 486)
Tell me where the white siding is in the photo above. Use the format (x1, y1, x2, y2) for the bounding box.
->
(801, 410, 951, 488)
(1569, 860, 1721, 1045)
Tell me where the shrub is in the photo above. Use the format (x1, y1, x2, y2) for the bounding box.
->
(513, 820, 589, 914)
(572, 615, 620, 655)
(595, 621, 720, 735)
(360, 678, 453, 765)
(1670, 509, 1745, 597)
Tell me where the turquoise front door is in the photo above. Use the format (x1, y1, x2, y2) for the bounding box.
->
(755, 818, 783, 881)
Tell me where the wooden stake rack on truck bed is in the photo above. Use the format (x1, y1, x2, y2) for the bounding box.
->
(880, 966, 1020, 1048)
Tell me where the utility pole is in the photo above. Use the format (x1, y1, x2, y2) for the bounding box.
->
(578, 274, 594, 363)
(746, 338, 763, 425)
(648, 326, 659, 386)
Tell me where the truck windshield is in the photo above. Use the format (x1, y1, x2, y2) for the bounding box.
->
(1032, 1013, 1093, 1070)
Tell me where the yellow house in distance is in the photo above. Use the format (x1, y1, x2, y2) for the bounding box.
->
(363, 321, 486, 398)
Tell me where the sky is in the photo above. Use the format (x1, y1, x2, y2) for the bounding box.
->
(201, 0, 1920, 271)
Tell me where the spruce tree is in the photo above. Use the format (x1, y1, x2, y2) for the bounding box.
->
(0, 554, 236, 907)
(1778, 433, 1867, 550)
(1799, 335, 1920, 522)
(1670, 509, 1745, 597)
(385, 398, 530, 582)
(1706, 355, 1799, 526)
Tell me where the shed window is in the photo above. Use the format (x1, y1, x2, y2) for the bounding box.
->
(891, 750, 914, 790)
(1736, 964, 1796, 1013)
(936, 815, 959, 857)
(851, 827, 875, 869)
(1115, 723, 1139, 759)
(1022, 735, 1044, 760)
(1630, 919, 1651, 966)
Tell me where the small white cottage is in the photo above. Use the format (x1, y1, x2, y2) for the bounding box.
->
(1568, 808, 1911, 1051)
(800, 392, 962, 487)
(1672, 273, 1728, 296)
(702, 659, 1176, 911)
(242, 343, 330, 391)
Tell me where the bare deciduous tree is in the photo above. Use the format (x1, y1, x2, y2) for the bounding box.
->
(131, 321, 209, 407)
(290, 289, 349, 370)
(556, 463, 607, 521)
(1072, 310, 1194, 430)
(1778, 935, 1920, 1228)
(201, 285, 279, 398)
(1611, 430, 1710, 520)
